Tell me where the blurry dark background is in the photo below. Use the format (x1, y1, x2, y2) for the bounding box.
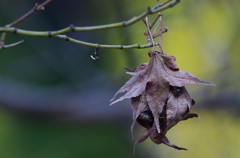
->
(0, 0, 240, 158)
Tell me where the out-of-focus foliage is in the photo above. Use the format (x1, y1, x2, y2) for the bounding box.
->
(0, 0, 239, 157)
(0, 110, 133, 158)
(141, 110, 240, 158)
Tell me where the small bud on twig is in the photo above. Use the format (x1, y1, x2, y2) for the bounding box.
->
(90, 48, 100, 60)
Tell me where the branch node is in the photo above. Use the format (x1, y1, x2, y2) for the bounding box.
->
(70, 25, 76, 32)
(147, 7, 153, 14)
(13, 28, 17, 34)
(65, 37, 70, 41)
(48, 32, 52, 37)
(122, 21, 127, 27)
(34, 3, 45, 12)
(137, 44, 141, 49)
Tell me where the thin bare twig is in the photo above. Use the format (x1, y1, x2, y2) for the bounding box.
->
(149, 13, 163, 30)
(142, 17, 156, 50)
(154, 0, 172, 10)
(6, 0, 52, 28)
(142, 12, 167, 54)
(152, 27, 168, 38)
(0, 40, 24, 49)
(0, 0, 52, 49)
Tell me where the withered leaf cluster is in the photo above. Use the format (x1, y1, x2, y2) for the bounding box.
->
(110, 51, 215, 150)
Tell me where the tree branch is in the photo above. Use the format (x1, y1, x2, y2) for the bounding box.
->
(0, 0, 180, 50)
(57, 34, 158, 49)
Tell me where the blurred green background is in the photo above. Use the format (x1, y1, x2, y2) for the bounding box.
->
(0, 0, 240, 158)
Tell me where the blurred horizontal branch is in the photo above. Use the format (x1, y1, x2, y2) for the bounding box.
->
(0, 0, 180, 50)
(0, 75, 238, 123)
(0, 77, 131, 122)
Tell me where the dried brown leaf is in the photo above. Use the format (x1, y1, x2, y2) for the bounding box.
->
(111, 51, 215, 134)
(145, 81, 169, 133)
(164, 86, 194, 134)
(135, 124, 187, 150)
(161, 55, 179, 71)
(130, 95, 147, 136)
(110, 63, 148, 105)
